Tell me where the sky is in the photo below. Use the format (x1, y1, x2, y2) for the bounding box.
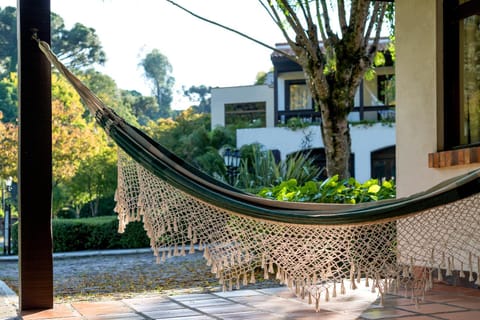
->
(1, 0, 285, 109)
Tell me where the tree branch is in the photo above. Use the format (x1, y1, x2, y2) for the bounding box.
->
(369, 3, 387, 56)
(319, 0, 335, 39)
(315, 0, 328, 44)
(349, 0, 370, 47)
(258, 0, 295, 46)
(337, 0, 348, 35)
(364, 2, 381, 46)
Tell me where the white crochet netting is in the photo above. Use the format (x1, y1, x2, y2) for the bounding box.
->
(114, 150, 480, 309)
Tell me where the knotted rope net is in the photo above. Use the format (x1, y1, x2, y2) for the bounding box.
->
(37, 38, 480, 311)
(115, 150, 480, 310)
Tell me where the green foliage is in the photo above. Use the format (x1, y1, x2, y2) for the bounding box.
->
(145, 109, 233, 177)
(183, 85, 211, 113)
(121, 89, 158, 125)
(140, 49, 174, 118)
(258, 176, 396, 204)
(0, 73, 17, 123)
(11, 216, 150, 253)
(51, 12, 106, 70)
(0, 6, 17, 75)
(285, 117, 311, 130)
(236, 144, 322, 193)
(0, 7, 106, 76)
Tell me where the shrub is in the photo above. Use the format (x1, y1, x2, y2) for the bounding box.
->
(237, 144, 323, 193)
(258, 175, 396, 204)
(11, 216, 150, 254)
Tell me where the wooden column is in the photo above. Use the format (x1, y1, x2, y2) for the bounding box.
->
(17, 0, 53, 310)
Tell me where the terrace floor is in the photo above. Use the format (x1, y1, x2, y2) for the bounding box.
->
(1, 281, 478, 320)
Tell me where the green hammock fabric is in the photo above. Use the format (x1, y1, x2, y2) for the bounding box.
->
(38, 40, 480, 310)
(38, 40, 480, 225)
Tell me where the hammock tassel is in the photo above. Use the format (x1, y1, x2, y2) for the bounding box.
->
(437, 264, 443, 282)
(469, 252, 474, 282)
(476, 257, 480, 286)
(325, 287, 330, 302)
(269, 260, 274, 274)
(332, 280, 337, 298)
(371, 278, 376, 293)
(315, 292, 321, 312)
(193, 232, 198, 245)
(250, 271, 256, 284)
(341, 279, 346, 295)
(189, 242, 195, 254)
(428, 269, 433, 290)
(236, 276, 241, 290)
(204, 246, 210, 264)
(460, 261, 465, 278)
(446, 256, 452, 277)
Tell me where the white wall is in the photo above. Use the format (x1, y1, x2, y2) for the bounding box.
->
(210, 85, 274, 130)
(237, 123, 395, 182)
(396, 0, 479, 197)
(396, 0, 480, 272)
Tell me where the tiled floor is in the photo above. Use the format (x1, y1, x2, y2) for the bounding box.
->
(10, 282, 480, 320)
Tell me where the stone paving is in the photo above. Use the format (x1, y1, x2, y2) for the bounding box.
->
(2, 250, 480, 319)
(14, 281, 381, 320)
(0, 249, 281, 303)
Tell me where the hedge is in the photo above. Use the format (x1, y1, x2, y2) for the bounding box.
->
(11, 216, 150, 254)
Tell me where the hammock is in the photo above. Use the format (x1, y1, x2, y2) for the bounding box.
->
(38, 40, 480, 310)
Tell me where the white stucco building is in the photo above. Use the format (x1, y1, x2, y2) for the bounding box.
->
(211, 41, 396, 182)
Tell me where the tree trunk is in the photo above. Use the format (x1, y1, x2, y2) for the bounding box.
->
(304, 61, 358, 180)
(320, 109, 351, 179)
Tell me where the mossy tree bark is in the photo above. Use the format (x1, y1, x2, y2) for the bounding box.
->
(266, 0, 389, 179)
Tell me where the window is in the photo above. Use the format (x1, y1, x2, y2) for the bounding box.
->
(444, 0, 480, 149)
(377, 74, 395, 106)
(371, 146, 396, 180)
(225, 102, 266, 128)
(285, 80, 313, 110)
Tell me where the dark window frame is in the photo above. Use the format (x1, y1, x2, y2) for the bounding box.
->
(371, 146, 396, 180)
(443, 0, 480, 150)
(284, 79, 314, 111)
(224, 101, 267, 128)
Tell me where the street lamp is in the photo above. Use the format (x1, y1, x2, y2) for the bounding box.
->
(3, 177, 12, 255)
(223, 148, 241, 185)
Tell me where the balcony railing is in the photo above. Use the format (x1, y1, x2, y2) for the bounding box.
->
(276, 105, 395, 125)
